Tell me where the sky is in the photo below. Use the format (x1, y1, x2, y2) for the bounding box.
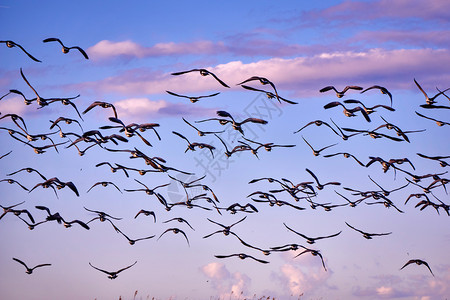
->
(0, 0, 449, 299)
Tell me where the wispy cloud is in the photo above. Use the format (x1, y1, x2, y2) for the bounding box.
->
(87, 34, 365, 63)
(303, 0, 450, 24)
(72, 48, 450, 98)
(86, 23, 450, 65)
(352, 264, 450, 299)
(351, 30, 450, 48)
(88, 40, 227, 60)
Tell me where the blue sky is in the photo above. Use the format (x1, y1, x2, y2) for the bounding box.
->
(1, 0, 449, 299)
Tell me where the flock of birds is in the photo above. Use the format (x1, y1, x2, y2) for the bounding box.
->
(1, 38, 449, 286)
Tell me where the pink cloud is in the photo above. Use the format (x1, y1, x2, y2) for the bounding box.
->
(270, 251, 333, 297)
(87, 37, 352, 63)
(201, 262, 230, 280)
(223, 33, 334, 57)
(306, 0, 450, 23)
(200, 262, 252, 299)
(352, 30, 450, 48)
(0, 94, 54, 119)
(230, 272, 251, 298)
(88, 40, 227, 60)
(271, 262, 332, 297)
(72, 48, 450, 99)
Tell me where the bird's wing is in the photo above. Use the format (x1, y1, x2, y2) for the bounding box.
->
(71, 46, 89, 59)
(32, 263, 52, 270)
(171, 69, 198, 75)
(166, 90, 188, 98)
(43, 38, 63, 45)
(209, 72, 230, 88)
(14, 43, 41, 62)
(13, 258, 28, 268)
(319, 86, 336, 93)
(89, 262, 112, 275)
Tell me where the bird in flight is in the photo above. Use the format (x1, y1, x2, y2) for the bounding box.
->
(323, 101, 371, 122)
(87, 181, 122, 193)
(240, 85, 297, 104)
(294, 119, 340, 135)
(343, 99, 395, 115)
(414, 78, 449, 105)
(360, 85, 393, 107)
(12, 258, 51, 274)
(294, 247, 327, 271)
(203, 216, 247, 238)
(302, 136, 337, 157)
(43, 38, 89, 59)
(214, 253, 269, 264)
(163, 217, 195, 231)
(83, 101, 118, 119)
(171, 68, 229, 88)
(110, 222, 155, 245)
(238, 76, 280, 102)
(134, 209, 156, 222)
(89, 261, 137, 279)
(400, 259, 434, 276)
(197, 110, 268, 135)
(166, 90, 220, 103)
(0, 40, 41, 62)
(305, 168, 341, 190)
(182, 117, 224, 136)
(283, 223, 341, 244)
(172, 131, 216, 157)
(345, 222, 392, 239)
(158, 227, 190, 246)
(319, 85, 363, 98)
(415, 111, 450, 127)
